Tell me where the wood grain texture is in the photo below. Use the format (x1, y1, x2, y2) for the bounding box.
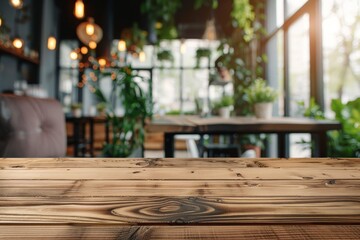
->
(1, 196, 360, 224)
(1, 158, 359, 169)
(1, 179, 359, 197)
(0, 225, 360, 240)
(1, 158, 360, 239)
(1, 164, 359, 180)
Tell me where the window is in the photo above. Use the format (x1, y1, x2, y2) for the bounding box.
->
(288, 14, 310, 116)
(322, 0, 360, 116)
(285, 0, 308, 17)
(266, 0, 313, 157)
(59, 40, 80, 110)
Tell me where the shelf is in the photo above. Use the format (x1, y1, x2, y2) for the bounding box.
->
(0, 44, 39, 65)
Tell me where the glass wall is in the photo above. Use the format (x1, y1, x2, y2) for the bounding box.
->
(322, 0, 360, 116)
(288, 14, 310, 116)
(58, 39, 222, 115)
(266, 0, 312, 157)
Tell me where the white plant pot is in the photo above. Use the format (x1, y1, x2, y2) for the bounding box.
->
(219, 107, 231, 118)
(254, 102, 273, 119)
(72, 108, 82, 118)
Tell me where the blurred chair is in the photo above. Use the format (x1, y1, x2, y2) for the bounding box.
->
(0, 94, 66, 157)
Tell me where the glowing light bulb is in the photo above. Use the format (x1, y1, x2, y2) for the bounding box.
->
(81, 46, 88, 54)
(139, 51, 146, 62)
(12, 37, 23, 49)
(0, 17, 3, 27)
(9, 0, 23, 9)
(98, 58, 106, 67)
(47, 36, 57, 50)
(180, 42, 186, 54)
(70, 51, 78, 60)
(74, 0, 84, 19)
(86, 23, 95, 36)
(89, 41, 97, 49)
(118, 40, 126, 52)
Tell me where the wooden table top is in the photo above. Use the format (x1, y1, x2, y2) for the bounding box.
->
(146, 115, 342, 133)
(0, 158, 359, 239)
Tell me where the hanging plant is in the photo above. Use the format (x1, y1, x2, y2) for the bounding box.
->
(157, 49, 174, 61)
(121, 23, 147, 54)
(194, 0, 219, 9)
(195, 47, 211, 68)
(140, 0, 181, 41)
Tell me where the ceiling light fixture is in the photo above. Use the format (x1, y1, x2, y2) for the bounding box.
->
(81, 46, 88, 54)
(85, 18, 95, 36)
(70, 51, 78, 60)
(74, 0, 85, 19)
(118, 40, 126, 52)
(47, 36, 57, 50)
(88, 41, 97, 49)
(98, 58, 106, 67)
(9, 0, 23, 9)
(12, 36, 23, 49)
(139, 51, 146, 62)
(203, 18, 218, 41)
(77, 18, 103, 47)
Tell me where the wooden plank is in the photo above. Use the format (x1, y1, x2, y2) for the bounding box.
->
(1, 225, 360, 240)
(1, 196, 360, 224)
(0, 167, 359, 180)
(2, 158, 359, 169)
(1, 179, 359, 197)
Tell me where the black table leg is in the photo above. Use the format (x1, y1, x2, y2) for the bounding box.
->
(164, 133, 175, 158)
(313, 132, 328, 157)
(278, 133, 289, 158)
(89, 119, 94, 157)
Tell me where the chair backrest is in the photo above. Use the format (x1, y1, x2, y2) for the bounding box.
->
(0, 94, 66, 157)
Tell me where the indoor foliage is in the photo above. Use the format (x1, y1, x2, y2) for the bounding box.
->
(92, 67, 152, 157)
(299, 98, 360, 157)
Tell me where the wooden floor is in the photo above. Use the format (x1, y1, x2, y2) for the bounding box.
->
(0, 158, 359, 239)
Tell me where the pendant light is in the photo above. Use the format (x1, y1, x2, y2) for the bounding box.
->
(12, 11, 24, 49)
(74, 0, 85, 19)
(9, 0, 23, 9)
(12, 37, 23, 49)
(88, 41, 97, 49)
(0, 17, 3, 27)
(139, 51, 146, 62)
(76, 18, 103, 47)
(47, 36, 57, 50)
(81, 46, 88, 54)
(118, 40, 126, 52)
(85, 18, 95, 36)
(70, 50, 78, 60)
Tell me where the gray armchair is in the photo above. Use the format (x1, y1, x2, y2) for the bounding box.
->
(0, 94, 66, 157)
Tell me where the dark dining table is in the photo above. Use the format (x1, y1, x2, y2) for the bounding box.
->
(0, 157, 359, 239)
(146, 115, 342, 158)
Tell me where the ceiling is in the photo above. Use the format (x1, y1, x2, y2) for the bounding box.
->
(55, 0, 233, 41)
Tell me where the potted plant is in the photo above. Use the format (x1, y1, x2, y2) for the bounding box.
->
(70, 103, 82, 117)
(195, 47, 211, 68)
(213, 95, 234, 118)
(156, 49, 174, 67)
(96, 102, 107, 116)
(245, 78, 277, 119)
(239, 133, 266, 158)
